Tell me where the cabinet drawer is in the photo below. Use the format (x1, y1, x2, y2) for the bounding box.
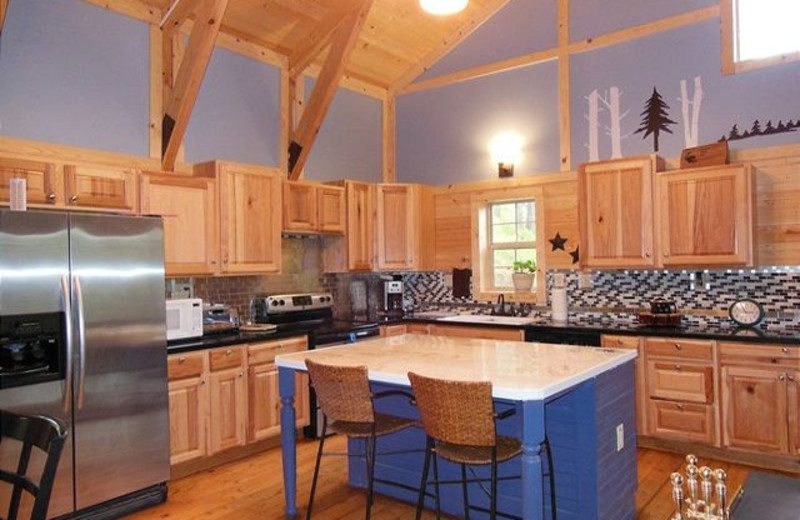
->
(248, 337, 307, 366)
(601, 335, 640, 350)
(168, 352, 205, 381)
(431, 325, 524, 341)
(648, 399, 715, 444)
(381, 324, 407, 337)
(407, 323, 431, 334)
(648, 361, 713, 403)
(719, 342, 799, 368)
(645, 338, 713, 361)
(209, 346, 245, 371)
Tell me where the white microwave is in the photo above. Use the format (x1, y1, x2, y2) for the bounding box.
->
(166, 298, 203, 341)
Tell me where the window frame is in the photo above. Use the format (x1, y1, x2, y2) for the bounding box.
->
(721, 0, 800, 75)
(486, 200, 537, 292)
(471, 186, 546, 303)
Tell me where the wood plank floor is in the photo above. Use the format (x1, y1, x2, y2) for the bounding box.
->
(128, 437, 765, 520)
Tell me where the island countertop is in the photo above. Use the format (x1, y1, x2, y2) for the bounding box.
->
(275, 333, 636, 400)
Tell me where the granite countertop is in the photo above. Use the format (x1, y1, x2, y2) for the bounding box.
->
(167, 328, 310, 354)
(275, 334, 636, 400)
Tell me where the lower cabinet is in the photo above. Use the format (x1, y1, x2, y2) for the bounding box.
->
(648, 400, 716, 444)
(167, 337, 310, 471)
(601, 335, 647, 434)
(790, 374, 800, 456)
(379, 324, 408, 337)
(429, 324, 524, 341)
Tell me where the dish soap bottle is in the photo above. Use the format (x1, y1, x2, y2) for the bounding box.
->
(550, 273, 568, 322)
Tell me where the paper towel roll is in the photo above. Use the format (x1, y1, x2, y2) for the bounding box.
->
(551, 286, 568, 322)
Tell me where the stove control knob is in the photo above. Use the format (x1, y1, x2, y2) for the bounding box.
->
(279, 299, 285, 306)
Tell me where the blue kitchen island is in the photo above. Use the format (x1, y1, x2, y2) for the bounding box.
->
(276, 334, 638, 520)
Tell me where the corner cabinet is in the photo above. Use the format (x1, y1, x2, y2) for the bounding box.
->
(656, 164, 754, 267)
(140, 171, 219, 276)
(196, 162, 282, 274)
(376, 183, 435, 271)
(579, 156, 662, 268)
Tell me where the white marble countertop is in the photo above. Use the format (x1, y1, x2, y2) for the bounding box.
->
(275, 334, 637, 400)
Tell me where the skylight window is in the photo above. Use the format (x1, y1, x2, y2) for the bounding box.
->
(732, 0, 800, 63)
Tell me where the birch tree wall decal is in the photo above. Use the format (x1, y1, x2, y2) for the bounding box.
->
(635, 87, 676, 152)
(679, 77, 703, 148)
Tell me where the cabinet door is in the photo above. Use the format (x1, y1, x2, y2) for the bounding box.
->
(283, 181, 317, 232)
(789, 373, 799, 456)
(346, 181, 375, 271)
(377, 184, 415, 270)
(722, 366, 788, 453)
(219, 165, 282, 273)
(208, 367, 248, 454)
(168, 376, 208, 465)
(248, 364, 280, 442)
(295, 372, 311, 428)
(317, 185, 346, 234)
(648, 400, 715, 444)
(141, 173, 219, 276)
(657, 164, 753, 266)
(0, 157, 60, 206)
(579, 157, 656, 268)
(64, 165, 137, 211)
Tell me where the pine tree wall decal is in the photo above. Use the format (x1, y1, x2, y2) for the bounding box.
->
(634, 87, 676, 152)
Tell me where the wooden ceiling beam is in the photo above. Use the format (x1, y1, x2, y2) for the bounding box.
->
(288, 0, 374, 179)
(0, 0, 9, 38)
(162, 0, 229, 171)
(389, 0, 512, 94)
(161, 0, 198, 36)
(288, 0, 360, 79)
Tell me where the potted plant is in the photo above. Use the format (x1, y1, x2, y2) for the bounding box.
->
(511, 259, 536, 293)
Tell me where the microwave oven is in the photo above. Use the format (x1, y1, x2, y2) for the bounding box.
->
(165, 298, 203, 341)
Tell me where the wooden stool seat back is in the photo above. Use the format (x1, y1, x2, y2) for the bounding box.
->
(408, 372, 496, 447)
(305, 359, 374, 424)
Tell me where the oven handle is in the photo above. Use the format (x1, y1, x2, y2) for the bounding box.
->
(60, 275, 73, 413)
(74, 275, 87, 411)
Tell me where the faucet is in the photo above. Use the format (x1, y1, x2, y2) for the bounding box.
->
(491, 294, 514, 316)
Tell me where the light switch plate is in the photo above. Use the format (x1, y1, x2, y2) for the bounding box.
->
(616, 424, 624, 451)
(578, 272, 593, 290)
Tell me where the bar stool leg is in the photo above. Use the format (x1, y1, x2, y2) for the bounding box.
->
(460, 464, 470, 520)
(306, 416, 327, 520)
(365, 431, 378, 520)
(489, 448, 498, 520)
(415, 437, 433, 520)
(432, 447, 441, 520)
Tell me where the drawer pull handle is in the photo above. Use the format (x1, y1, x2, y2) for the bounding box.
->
(782, 347, 790, 354)
(69, 195, 79, 203)
(787, 375, 795, 382)
(225, 349, 233, 356)
(779, 374, 786, 381)
(675, 365, 682, 371)
(178, 357, 186, 364)
(676, 404, 684, 411)
(47, 193, 57, 202)
(674, 343, 682, 350)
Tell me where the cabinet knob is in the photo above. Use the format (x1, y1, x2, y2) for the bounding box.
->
(663, 253, 670, 258)
(645, 252, 651, 258)
(779, 374, 787, 381)
(675, 364, 682, 371)
(225, 349, 233, 356)
(239, 371, 244, 378)
(69, 195, 79, 203)
(617, 339, 624, 345)
(47, 193, 57, 202)
(782, 347, 790, 354)
(200, 379, 206, 385)
(788, 375, 796, 382)
(178, 357, 186, 364)
(676, 404, 684, 411)
(674, 343, 682, 350)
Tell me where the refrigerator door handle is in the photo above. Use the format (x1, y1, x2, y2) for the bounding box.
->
(74, 274, 87, 411)
(60, 275, 74, 413)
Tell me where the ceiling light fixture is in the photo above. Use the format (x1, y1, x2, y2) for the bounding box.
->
(420, 0, 468, 16)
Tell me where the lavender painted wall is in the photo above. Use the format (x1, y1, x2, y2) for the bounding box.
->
(570, 20, 800, 164)
(570, 0, 718, 43)
(419, 0, 557, 80)
(303, 78, 382, 183)
(185, 47, 281, 166)
(397, 61, 560, 185)
(0, 0, 149, 155)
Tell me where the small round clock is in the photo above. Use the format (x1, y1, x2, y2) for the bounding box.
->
(728, 299, 765, 327)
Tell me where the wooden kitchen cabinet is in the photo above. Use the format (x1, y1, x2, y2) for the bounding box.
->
(376, 183, 435, 271)
(789, 373, 800, 456)
(203, 162, 282, 274)
(579, 156, 662, 268)
(656, 164, 754, 267)
(208, 361, 248, 455)
(601, 335, 647, 434)
(167, 352, 208, 466)
(64, 164, 137, 212)
(429, 324, 524, 341)
(380, 324, 407, 337)
(0, 157, 61, 207)
(317, 185, 346, 233)
(283, 181, 317, 232)
(323, 181, 375, 272)
(721, 366, 789, 453)
(140, 171, 219, 276)
(648, 400, 716, 444)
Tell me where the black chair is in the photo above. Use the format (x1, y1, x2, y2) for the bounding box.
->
(0, 411, 68, 520)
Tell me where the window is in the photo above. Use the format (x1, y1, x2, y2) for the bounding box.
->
(488, 200, 536, 290)
(723, 0, 800, 73)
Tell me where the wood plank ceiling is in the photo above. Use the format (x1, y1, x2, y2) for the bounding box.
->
(142, 0, 508, 89)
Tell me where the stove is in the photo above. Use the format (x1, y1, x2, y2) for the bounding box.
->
(250, 293, 381, 438)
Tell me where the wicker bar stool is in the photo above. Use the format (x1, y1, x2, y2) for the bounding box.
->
(304, 359, 417, 520)
(408, 371, 556, 520)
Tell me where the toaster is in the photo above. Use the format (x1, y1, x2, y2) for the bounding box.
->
(202, 303, 240, 335)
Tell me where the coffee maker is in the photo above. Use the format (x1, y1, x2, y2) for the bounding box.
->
(383, 280, 404, 314)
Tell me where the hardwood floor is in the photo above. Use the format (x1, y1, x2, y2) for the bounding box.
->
(128, 437, 764, 520)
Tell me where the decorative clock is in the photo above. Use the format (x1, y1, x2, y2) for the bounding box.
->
(728, 299, 765, 327)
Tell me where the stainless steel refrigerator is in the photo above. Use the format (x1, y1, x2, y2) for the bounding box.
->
(0, 209, 170, 519)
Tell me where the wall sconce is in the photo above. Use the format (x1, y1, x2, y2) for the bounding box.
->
(490, 132, 523, 178)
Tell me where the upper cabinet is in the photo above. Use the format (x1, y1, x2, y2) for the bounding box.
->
(656, 164, 754, 267)
(579, 156, 662, 268)
(140, 171, 219, 277)
(0, 157, 60, 207)
(64, 164, 138, 212)
(344, 180, 376, 271)
(196, 161, 282, 274)
(283, 181, 345, 235)
(376, 183, 435, 271)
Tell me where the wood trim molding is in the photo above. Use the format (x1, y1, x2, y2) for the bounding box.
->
(382, 94, 396, 183)
(162, 0, 230, 171)
(389, 0, 513, 94)
(720, 0, 735, 75)
(557, 0, 571, 172)
(0, 135, 162, 170)
(288, 0, 375, 179)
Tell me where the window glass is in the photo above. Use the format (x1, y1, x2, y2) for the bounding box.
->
(488, 200, 536, 290)
(736, 0, 800, 61)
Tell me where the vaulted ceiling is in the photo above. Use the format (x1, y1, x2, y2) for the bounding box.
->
(143, 0, 509, 89)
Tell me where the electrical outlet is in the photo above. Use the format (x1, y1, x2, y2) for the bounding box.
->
(616, 424, 624, 452)
(578, 272, 593, 290)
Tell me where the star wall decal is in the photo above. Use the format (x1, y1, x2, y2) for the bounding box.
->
(569, 246, 580, 264)
(549, 232, 567, 251)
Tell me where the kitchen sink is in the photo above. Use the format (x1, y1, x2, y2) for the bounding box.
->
(438, 314, 537, 326)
